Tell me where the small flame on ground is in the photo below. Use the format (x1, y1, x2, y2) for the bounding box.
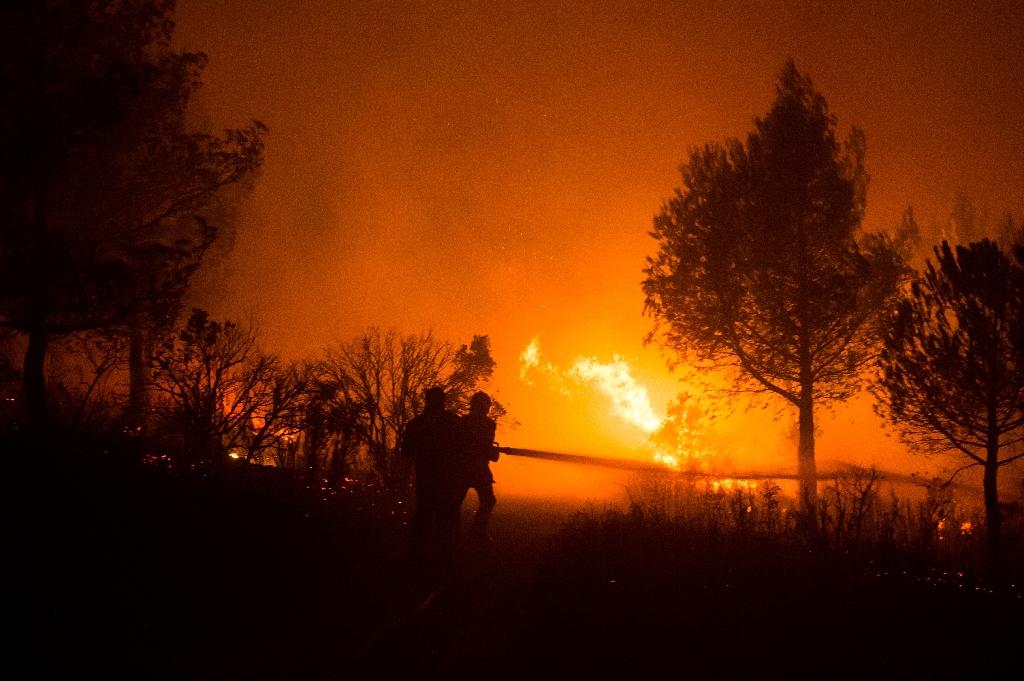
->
(653, 452, 681, 470)
(708, 478, 757, 492)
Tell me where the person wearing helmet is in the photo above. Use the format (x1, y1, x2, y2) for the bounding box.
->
(458, 391, 499, 543)
(402, 386, 462, 561)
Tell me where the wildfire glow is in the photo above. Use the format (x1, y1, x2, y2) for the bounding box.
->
(518, 336, 716, 471)
(519, 336, 661, 432)
(569, 356, 662, 433)
(708, 478, 758, 492)
(519, 337, 541, 383)
(653, 452, 681, 469)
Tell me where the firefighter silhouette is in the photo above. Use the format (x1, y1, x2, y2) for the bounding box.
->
(402, 386, 462, 560)
(458, 391, 499, 543)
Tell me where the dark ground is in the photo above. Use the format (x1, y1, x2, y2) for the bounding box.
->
(13, 454, 1023, 680)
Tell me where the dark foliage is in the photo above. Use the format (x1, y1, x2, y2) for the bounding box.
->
(15, 444, 1022, 679)
(151, 309, 299, 473)
(0, 0, 265, 430)
(644, 60, 907, 507)
(874, 239, 1024, 566)
(322, 329, 501, 487)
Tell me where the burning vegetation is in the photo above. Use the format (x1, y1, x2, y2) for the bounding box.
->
(518, 335, 717, 474)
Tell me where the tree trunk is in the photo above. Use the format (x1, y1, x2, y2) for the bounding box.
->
(127, 323, 151, 432)
(206, 433, 225, 477)
(304, 437, 320, 486)
(797, 388, 818, 516)
(24, 320, 49, 432)
(26, 183, 50, 433)
(983, 451, 1003, 577)
(984, 387, 1004, 581)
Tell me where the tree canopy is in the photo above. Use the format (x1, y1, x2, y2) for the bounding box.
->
(873, 239, 1024, 565)
(643, 60, 906, 508)
(322, 329, 501, 487)
(0, 0, 265, 429)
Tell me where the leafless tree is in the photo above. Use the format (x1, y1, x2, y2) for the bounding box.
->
(50, 332, 129, 433)
(242, 361, 308, 467)
(322, 329, 499, 487)
(151, 309, 278, 473)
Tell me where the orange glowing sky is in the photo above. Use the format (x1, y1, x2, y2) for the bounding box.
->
(175, 1, 1024, 490)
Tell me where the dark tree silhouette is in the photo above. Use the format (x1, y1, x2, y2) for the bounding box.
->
(322, 329, 501, 487)
(294, 375, 364, 485)
(643, 61, 906, 510)
(50, 331, 129, 434)
(873, 240, 1024, 567)
(241, 361, 308, 469)
(0, 0, 265, 431)
(151, 309, 281, 473)
(1015, 235, 1024, 368)
(446, 335, 505, 416)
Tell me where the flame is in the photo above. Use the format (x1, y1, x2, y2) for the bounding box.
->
(569, 356, 662, 432)
(519, 336, 570, 395)
(708, 478, 757, 492)
(520, 337, 661, 432)
(519, 337, 541, 383)
(649, 395, 714, 472)
(519, 336, 716, 471)
(653, 451, 681, 469)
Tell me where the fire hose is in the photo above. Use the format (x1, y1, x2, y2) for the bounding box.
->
(495, 445, 927, 485)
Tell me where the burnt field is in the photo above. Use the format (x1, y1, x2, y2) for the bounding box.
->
(13, 451, 1023, 680)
